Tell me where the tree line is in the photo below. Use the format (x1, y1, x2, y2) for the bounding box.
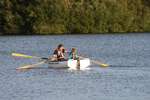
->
(0, 0, 150, 35)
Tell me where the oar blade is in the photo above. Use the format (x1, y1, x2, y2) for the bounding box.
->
(16, 61, 45, 70)
(91, 60, 109, 68)
(100, 63, 109, 67)
(12, 53, 33, 58)
(16, 65, 33, 70)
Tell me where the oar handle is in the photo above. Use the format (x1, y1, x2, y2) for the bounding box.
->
(41, 58, 48, 60)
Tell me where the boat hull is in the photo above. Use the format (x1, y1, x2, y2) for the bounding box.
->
(48, 61, 68, 68)
(48, 58, 90, 69)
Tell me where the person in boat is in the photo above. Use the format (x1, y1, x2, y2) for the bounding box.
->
(69, 48, 80, 69)
(69, 48, 79, 60)
(51, 44, 66, 61)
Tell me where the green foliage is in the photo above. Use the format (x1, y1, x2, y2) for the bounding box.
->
(0, 0, 150, 35)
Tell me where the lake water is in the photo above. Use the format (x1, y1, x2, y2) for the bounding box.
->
(0, 33, 150, 100)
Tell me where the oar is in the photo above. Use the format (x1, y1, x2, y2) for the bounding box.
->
(78, 56, 109, 68)
(91, 60, 109, 68)
(16, 61, 45, 70)
(12, 53, 48, 60)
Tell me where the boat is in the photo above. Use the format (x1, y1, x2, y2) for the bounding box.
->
(48, 58, 91, 69)
(12, 53, 109, 70)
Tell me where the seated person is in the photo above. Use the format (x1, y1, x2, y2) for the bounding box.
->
(69, 48, 79, 60)
(69, 48, 80, 69)
(51, 44, 66, 61)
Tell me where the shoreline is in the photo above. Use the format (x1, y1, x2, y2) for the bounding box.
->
(0, 32, 149, 36)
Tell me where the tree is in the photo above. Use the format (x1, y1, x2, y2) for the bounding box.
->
(0, 0, 150, 35)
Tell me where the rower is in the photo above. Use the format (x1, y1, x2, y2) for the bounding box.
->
(69, 48, 78, 60)
(50, 44, 66, 61)
(69, 48, 80, 69)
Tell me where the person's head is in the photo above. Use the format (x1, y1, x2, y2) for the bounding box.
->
(57, 44, 65, 52)
(71, 48, 77, 53)
(57, 44, 64, 49)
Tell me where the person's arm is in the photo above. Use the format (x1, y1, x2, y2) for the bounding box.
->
(53, 50, 58, 58)
(53, 49, 57, 54)
(49, 50, 58, 61)
(62, 48, 65, 53)
(68, 52, 73, 59)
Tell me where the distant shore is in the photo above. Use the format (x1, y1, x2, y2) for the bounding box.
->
(1, 0, 150, 35)
(0, 32, 149, 36)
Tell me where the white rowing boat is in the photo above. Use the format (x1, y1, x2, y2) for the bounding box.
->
(12, 53, 109, 70)
(48, 58, 90, 69)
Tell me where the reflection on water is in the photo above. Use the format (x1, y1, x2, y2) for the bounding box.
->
(0, 34, 150, 100)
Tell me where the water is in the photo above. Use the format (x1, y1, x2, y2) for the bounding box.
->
(0, 33, 150, 100)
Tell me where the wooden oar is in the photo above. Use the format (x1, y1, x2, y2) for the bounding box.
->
(12, 53, 48, 60)
(12, 53, 49, 70)
(91, 60, 109, 68)
(16, 61, 46, 70)
(12, 53, 40, 58)
(78, 56, 109, 68)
